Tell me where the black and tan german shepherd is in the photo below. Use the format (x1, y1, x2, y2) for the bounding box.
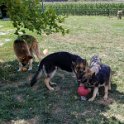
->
(82, 55, 111, 101)
(30, 51, 88, 90)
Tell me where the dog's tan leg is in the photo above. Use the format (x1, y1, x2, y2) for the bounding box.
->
(18, 62, 23, 71)
(49, 82, 57, 86)
(35, 50, 42, 61)
(28, 59, 33, 71)
(37, 51, 42, 61)
(44, 77, 54, 91)
(33, 44, 42, 61)
(88, 87, 98, 101)
(43, 66, 57, 90)
(109, 81, 111, 90)
(33, 46, 42, 67)
(49, 67, 57, 86)
(103, 85, 109, 100)
(30, 50, 35, 60)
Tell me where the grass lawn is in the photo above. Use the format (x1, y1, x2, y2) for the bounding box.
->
(0, 16, 124, 124)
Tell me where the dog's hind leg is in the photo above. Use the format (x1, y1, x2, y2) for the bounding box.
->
(32, 43, 42, 61)
(32, 45, 42, 67)
(103, 84, 109, 100)
(44, 67, 57, 90)
(108, 81, 111, 90)
(35, 49, 42, 61)
(30, 49, 35, 60)
(49, 67, 57, 86)
(108, 72, 112, 90)
(44, 77, 54, 91)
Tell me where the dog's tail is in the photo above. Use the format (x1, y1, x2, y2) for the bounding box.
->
(43, 49, 48, 56)
(30, 67, 43, 87)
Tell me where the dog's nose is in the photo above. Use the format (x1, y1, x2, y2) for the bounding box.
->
(77, 80, 81, 82)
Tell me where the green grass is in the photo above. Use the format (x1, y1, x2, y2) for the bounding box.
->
(0, 16, 124, 124)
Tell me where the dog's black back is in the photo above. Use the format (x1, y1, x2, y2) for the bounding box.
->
(89, 64, 111, 87)
(39, 51, 84, 72)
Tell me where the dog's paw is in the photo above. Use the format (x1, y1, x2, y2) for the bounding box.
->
(103, 96, 108, 101)
(49, 87, 54, 91)
(17, 69, 21, 72)
(88, 98, 95, 102)
(28, 68, 32, 71)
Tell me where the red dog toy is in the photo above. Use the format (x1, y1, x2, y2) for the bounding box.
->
(77, 85, 91, 96)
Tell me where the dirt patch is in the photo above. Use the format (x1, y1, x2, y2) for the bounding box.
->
(11, 116, 39, 124)
(15, 95, 24, 103)
(52, 104, 63, 115)
(97, 98, 114, 105)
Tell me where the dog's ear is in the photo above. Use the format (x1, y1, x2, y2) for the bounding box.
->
(84, 67, 92, 77)
(92, 72, 95, 77)
(83, 59, 88, 66)
(90, 72, 96, 82)
(72, 61, 76, 67)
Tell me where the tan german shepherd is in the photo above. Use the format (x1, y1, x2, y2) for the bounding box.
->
(13, 35, 42, 71)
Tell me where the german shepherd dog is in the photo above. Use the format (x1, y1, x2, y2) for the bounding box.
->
(82, 55, 111, 101)
(30, 52, 88, 90)
(13, 35, 42, 71)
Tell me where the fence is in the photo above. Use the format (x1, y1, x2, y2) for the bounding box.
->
(42, 2, 124, 16)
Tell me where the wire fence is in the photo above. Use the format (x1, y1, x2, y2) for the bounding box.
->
(41, 1, 124, 16)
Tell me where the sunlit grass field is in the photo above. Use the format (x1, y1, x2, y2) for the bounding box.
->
(0, 16, 124, 124)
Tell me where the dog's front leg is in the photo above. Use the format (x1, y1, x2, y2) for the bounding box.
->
(28, 59, 33, 71)
(18, 62, 23, 71)
(88, 87, 98, 101)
